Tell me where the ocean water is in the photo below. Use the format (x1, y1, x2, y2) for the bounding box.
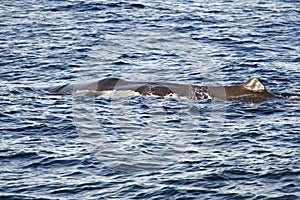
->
(0, 0, 299, 199)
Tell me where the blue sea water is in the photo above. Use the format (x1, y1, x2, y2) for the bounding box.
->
(0, 0, 299, 199)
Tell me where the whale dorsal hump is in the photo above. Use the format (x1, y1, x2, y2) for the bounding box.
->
(242, 77, 265, 91)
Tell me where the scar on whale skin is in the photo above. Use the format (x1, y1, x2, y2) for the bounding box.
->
(43, 77, 275, 103)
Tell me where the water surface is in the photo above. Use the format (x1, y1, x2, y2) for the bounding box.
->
(0, 0, 299, 199)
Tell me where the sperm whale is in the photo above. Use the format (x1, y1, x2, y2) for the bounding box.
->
(44, 77, 275, 103)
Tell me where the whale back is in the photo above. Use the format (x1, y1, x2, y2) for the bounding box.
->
(43, 77, 275, 103)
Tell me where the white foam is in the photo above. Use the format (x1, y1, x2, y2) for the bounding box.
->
(72, 89, 191, 100)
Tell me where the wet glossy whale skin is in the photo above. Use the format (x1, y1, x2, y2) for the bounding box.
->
(45, 77, 275, 103)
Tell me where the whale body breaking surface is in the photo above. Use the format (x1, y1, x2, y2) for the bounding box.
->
(44, 77, 275, 103)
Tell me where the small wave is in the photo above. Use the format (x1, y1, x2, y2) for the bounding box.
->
(275, 92, 300, 100)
